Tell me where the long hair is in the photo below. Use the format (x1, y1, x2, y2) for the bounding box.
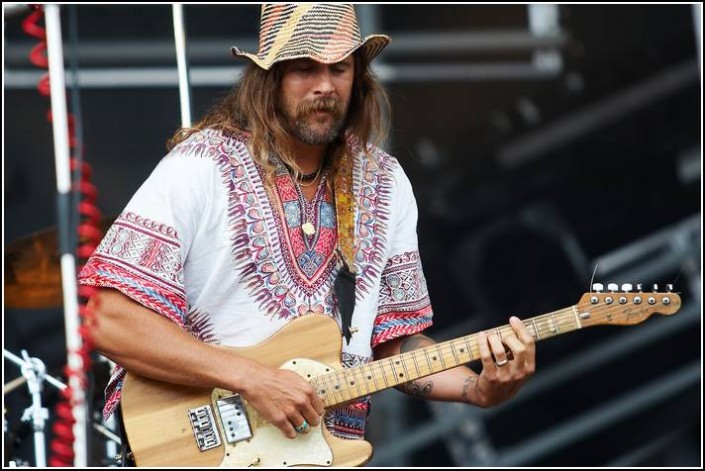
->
(168, 50, 390, 182)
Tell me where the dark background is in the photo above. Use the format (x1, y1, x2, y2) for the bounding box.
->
(3, 4, 701, 467)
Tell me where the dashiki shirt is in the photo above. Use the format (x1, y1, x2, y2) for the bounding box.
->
(79, 128, 434, 440)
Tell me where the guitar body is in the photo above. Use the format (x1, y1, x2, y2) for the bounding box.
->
(121, 315, 373, 467)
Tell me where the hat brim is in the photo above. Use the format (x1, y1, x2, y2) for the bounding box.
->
(231, 34, 391, 71)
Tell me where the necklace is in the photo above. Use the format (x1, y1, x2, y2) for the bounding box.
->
(298, 168, 328, 237)
(286, 156, 327, 187)
(296, 164, 323, 188)
(298, 166, 322, 183)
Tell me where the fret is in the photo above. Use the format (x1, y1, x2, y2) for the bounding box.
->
(531, 318, 541, 339)
(377, 360, 390, 388)
(355, 367, 368, 395)
(317, 376, 329, 396)
(320, 375, 335, 404)
(368, 364, 380, 392)
(571, 306, 582, 329)
(410, 349, 423, 378)
(463, 336, 475, 360)
(450, 340, 460, 364)
(359, 366, 372, 395)
(398, 356, 410, 382)
(331, 373, 345, 403)
(423, 348, 434, 373)
(388, 357, 400, 385)
(550, 311, 560, 334)
(537, 317, 546, 338)
(495, 327, 502, 340)
(340, 371, 354, 401)
(348, 368, 364, 397)
(436, 344, 446, 368)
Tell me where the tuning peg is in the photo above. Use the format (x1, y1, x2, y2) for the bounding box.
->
(621, 283, 633, 292)
(652, 284, 659, 292)
(666, 284, 673, 292)
(592, 283, 603, 292)
(607, 283, 619, 292)
(636, 283, 643, 292)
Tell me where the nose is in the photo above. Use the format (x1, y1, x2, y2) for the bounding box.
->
(313, 69, 335, 97)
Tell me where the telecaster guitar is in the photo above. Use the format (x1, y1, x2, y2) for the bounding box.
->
(121, 285, 681, 467)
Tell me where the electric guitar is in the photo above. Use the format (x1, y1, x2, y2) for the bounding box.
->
(121, 285, 681, 467)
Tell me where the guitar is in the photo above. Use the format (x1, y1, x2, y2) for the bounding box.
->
(121, 285, 681, 467)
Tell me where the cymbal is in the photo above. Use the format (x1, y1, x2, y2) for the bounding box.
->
(4, 216, 114, 309)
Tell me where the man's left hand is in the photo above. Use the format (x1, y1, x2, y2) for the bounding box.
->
(471, 316, 536, 408)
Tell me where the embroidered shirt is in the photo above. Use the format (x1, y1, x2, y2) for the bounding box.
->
(79, 128, 433, 439)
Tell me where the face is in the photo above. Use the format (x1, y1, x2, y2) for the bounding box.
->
(278, 55, 355, 146)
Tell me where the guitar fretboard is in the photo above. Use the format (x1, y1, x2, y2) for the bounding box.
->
(311, 307, 582, 408)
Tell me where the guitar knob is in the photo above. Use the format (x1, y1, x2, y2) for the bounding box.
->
(666, 284, 673, 292)
(621, 283, 633, 292)
(652, 284, 659, 292)
(592, 283, 603, 292)
(607, 283, 619, 292)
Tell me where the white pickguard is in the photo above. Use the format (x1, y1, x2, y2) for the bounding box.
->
(214, 358, 334, 467)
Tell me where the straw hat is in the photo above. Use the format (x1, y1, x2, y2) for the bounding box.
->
(231, 4, 391, 70)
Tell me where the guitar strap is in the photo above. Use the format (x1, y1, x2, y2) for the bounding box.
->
(333, 150, 357, 345)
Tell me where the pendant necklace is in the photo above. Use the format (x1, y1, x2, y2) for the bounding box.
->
(298, 168, 328, 237)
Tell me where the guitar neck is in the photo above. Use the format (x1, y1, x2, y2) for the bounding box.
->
(312, 306, 584, 408)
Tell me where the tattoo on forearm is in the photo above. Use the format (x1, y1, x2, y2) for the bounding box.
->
(398, 380, 434, 398)
(460, 375, 477, 404)
(396, 335, 437, 397)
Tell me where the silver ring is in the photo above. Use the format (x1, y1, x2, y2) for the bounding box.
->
(294, 420, 309, 433)
(495, 358, 508, 367)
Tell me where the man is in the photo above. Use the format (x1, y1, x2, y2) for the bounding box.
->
(80, 3, 535, 450)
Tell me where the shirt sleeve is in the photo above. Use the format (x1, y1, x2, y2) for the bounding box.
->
(371, 162, 433, 348)
(78, 141, 214, 328)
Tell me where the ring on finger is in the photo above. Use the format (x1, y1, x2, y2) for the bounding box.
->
(294, 419, 310, 434)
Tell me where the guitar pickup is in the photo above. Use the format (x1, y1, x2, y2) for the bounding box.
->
(188, 405, 222, 452)
(216, 394, 253, 444)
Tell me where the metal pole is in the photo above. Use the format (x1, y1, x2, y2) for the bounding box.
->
(44, 4, 88, 466)
(172, 3, 192, 127)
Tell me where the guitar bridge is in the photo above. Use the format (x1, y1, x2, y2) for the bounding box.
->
(188, 405, 222, 452)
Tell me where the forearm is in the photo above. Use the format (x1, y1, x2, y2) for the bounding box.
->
(374, 334, 484, 406)
(89, 289, 258, 394)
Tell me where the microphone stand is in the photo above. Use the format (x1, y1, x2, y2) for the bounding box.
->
(3, 349, 61, 467)
(3, 349, 121, 467)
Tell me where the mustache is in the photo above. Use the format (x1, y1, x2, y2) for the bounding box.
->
(296, 97, 344, 119)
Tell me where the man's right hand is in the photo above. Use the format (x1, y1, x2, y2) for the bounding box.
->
(241, 365, 325, 439)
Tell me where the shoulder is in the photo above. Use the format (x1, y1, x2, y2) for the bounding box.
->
(143, 128, 252, 187)
(347, 138, 414, 201)
(168, 127, 252, 164)
(346, 136, 405, 183)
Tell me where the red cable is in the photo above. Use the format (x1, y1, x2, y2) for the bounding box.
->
(22, 6, 103, 466)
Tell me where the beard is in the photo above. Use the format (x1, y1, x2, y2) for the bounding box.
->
(283, 97, 347, 145)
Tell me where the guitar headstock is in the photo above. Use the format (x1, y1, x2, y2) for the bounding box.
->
(576, 283, 681, 327)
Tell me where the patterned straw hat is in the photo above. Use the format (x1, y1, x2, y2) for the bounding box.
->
(231, 4, 391, 70)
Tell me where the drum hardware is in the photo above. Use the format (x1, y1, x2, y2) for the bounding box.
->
(4, 216, 115, 309)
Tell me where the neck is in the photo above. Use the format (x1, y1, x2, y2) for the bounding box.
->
(287, 138, 328, 174)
